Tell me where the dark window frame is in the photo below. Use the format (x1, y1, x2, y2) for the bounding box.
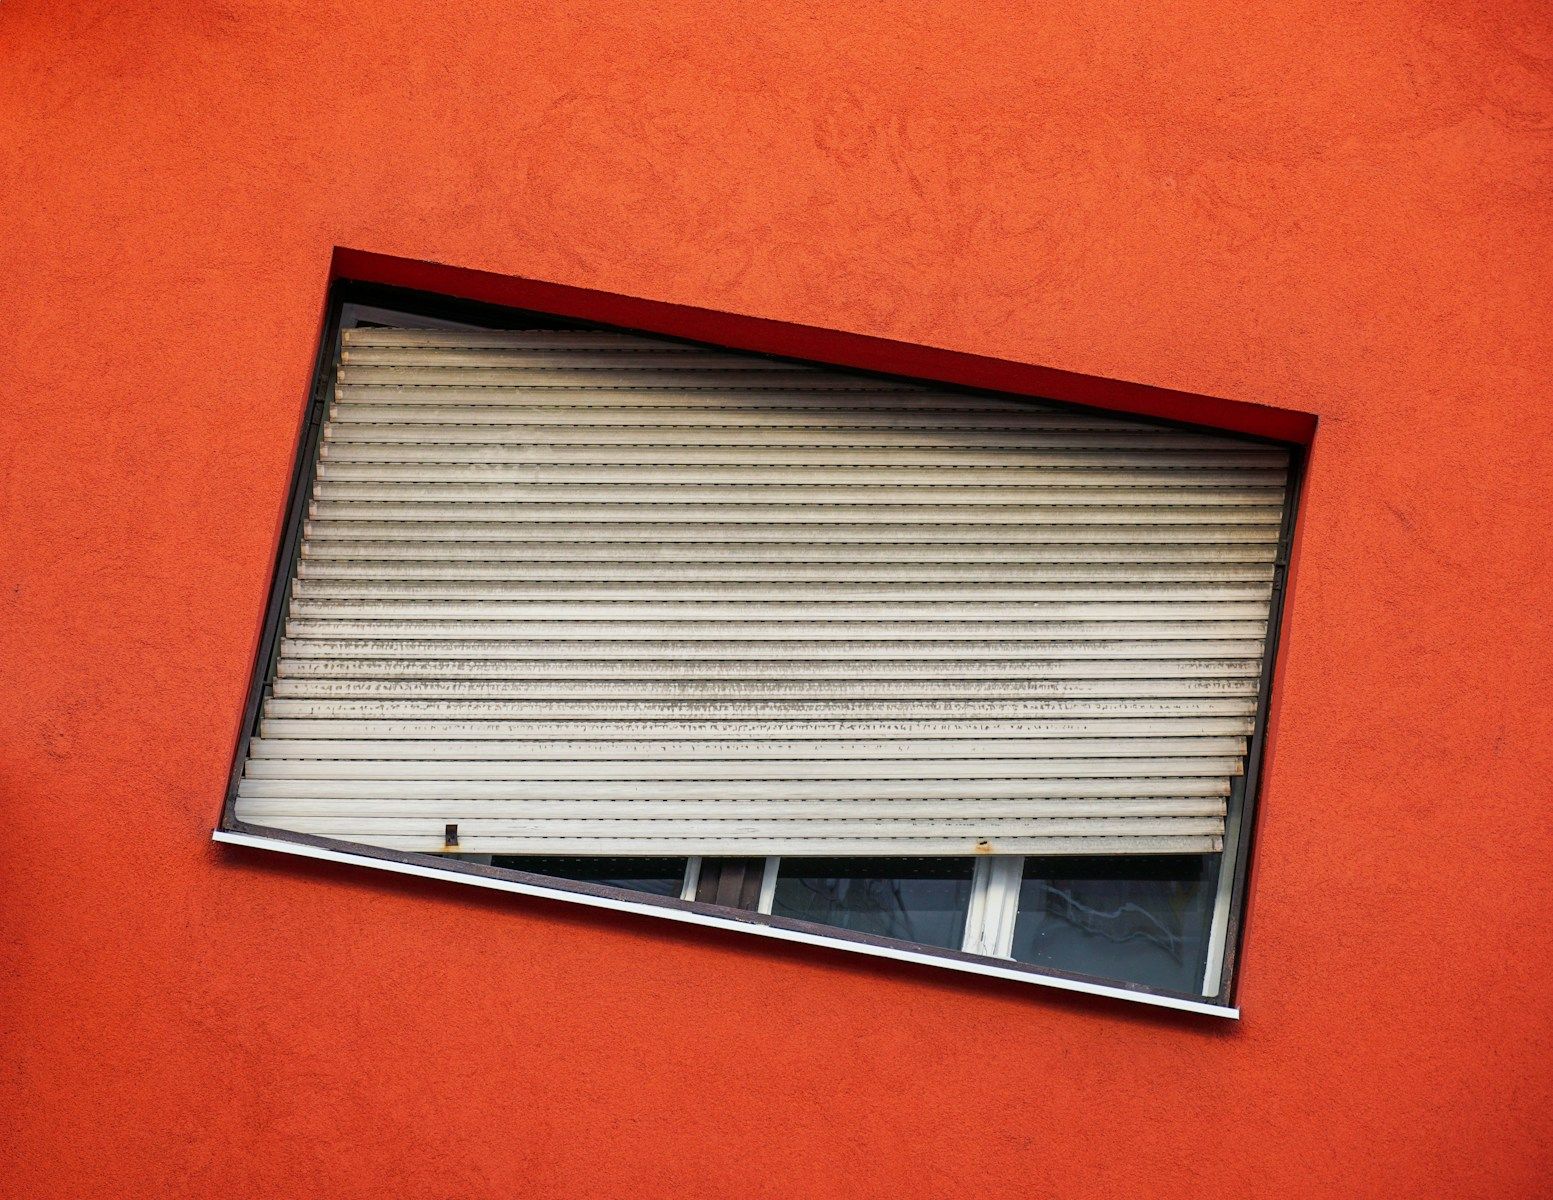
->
(216, 277, 1303, 1015)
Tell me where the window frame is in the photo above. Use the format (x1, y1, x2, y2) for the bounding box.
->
(215, 277, 1303, 1018)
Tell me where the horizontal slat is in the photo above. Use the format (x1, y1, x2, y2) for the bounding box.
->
(306, 502, 1286, 526)
(261, 697, 1261, 719)
(268, 678, 1259, 700)
(341, 349, 803, 369)
(322, 423, 1250, 451)
(256, 716, 1258, 740)
(331, 385, 1097, 410)
(236, 807, 1217, 825)
(338, 365, 914, 389)
(277, 637, 1265, 660)
(289, 579, 1273, 602)
(245, 735, 1248, 759)
(295, 559, 1277, 583)
(244, 756, 1240, 781)
(319, 441, 1286, 468)
(316, 461, 1288, 487)
(328, 404, 1151, 431)
(284, 598, 1272, 621)
(274, 657, 1262, 681)
(239, 802, 1222, 822)
(342, 329, 684, 349)
(311, 480, 1285, 505)
(298, 541, 1281, 563)
(226, 830, 1223, 857)
(236, 777, 1228, 800)
(283, 619, 1270, 641)
(302, 523, 1282, 545)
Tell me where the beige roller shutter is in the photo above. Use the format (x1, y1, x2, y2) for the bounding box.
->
(234, 327, 1289, 857)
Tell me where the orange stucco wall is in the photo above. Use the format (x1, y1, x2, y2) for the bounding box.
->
(3, 3, 1552, 1196)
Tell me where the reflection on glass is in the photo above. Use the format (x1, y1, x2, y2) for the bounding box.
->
(491, 856, 689, 898)
(772, 858, 974, 950)
(1010, 855, 1219, 994)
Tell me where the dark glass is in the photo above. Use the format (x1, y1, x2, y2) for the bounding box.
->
(772, 857, 975, 950)
(490, 856, 689, 898)
(1010, 855, 1219, 994)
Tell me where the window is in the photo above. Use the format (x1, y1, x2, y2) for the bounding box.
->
(1009, 854, 1220, 992)
(491, 856, 693, 899)
(219, 283, 1296, 1015)
(770, 858, 977, 951)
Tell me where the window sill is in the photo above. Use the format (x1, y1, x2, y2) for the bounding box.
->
(213, 827, 1239, 1019)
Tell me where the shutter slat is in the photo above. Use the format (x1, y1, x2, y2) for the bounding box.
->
(296, 559, 1277, 582)
(245, 754, 1236, 782)
(233, 328, 1288, 856)
(234, 832, 1225, 856)
(301, 525, 1283, 545)
(320, 442, 1286, 468)
(284, 599, 1273, 620)
(322, 424, 1251, 451)
(277, 636, 1267, 658)
(306, 503, 1287, 526)
(317, 461, 1288, 487)
(260, 697, 1262, 718)
(244, 756, 1241, 781)
(338, 366, 918, 389)
(298, 542, 1281, 563)
(256, 716, 1259, 740)
(312, 481, 1285, 505)
(332, 385, 1154, 410)
(340, 329, 679, 349)
(274, 657, 1263, 681)
(267, 678, 1261, 701)
(237, 778, 1229, 800)
(246, 736, 1248, 759)
(239, 803, 1225, 823)
(282, 620, 1271, 641)
(328, 404, 1158, 430)
(342, 349, 804, 369)
(289, 579, 1275, 601)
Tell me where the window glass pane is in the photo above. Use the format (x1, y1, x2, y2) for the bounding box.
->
(1010, 855, 1219, 994)
(771, 857, 974, 950)
(490, 856, 688, 898)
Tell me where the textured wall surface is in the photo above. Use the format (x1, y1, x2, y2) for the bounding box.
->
(3, 2, 1552, 1196)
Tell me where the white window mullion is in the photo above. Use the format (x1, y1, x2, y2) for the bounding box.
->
(963, 861, 994, 955)
(757, 857, 780, 914)
(988, 857, 1024, 959)
(962, 857, 1023, 958)
(680, 856, 703, 903)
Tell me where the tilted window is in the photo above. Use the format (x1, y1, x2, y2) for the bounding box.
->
(222, 291, 1295, 1015)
